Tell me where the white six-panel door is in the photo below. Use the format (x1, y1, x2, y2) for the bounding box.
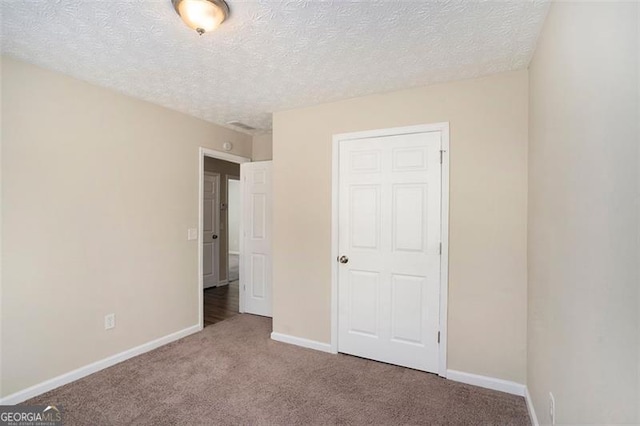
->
(337, 131, 442, 373)
(241, 161, 273, 317)
(203, 173, 220, 289)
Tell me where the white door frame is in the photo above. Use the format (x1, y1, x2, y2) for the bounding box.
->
(198, 147, 251, 329)
(330, 123, 450, 377)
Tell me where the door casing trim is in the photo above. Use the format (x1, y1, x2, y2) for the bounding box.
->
(330, 123, 450, 377)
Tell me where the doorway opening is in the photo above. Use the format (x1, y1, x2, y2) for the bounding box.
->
(198, 148, 250, 329)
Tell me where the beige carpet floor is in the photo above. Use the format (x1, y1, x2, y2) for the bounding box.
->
(26, 315, 529, 425)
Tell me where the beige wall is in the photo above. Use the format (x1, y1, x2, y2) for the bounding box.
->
(528, 2, 639, 423)
(204, 157, 240, 283)
(0, 56, 4, 398)
(637, 5, 640, 420)
(0, 57, 252, 397)
(252, 133, 273, 161)
(272, 70, 529, 383)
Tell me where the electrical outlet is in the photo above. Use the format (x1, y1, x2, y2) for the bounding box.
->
(104, 313, 115, 330)
(187, 228, 198, 241)
(549, 392, 556, 425)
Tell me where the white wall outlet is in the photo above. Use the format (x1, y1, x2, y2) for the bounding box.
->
(187, 228, 198, 240)
(549, 392, 556, 425)
(104, 313, 115, 330)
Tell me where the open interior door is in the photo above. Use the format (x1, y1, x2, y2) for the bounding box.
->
(240, 161, 273, 317)
(203, 173, 220, 289)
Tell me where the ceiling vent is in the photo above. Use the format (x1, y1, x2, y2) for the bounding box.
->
(227, 121, 256, 131)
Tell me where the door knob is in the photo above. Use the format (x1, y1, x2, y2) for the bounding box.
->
(338, 255, 349, 264)
(212, 235, 218, 240)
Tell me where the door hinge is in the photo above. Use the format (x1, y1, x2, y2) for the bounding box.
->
(440, 150, 444, 164)
(439, 242, 442, 255)
(437, 331, 441, 344)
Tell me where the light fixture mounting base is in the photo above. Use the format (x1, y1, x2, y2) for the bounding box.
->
(171, 0, 230, 34)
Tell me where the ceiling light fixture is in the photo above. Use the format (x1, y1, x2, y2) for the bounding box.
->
(172, 0, 229, 35)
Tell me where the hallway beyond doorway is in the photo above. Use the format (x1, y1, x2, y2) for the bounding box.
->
(203, 280, 239, 327)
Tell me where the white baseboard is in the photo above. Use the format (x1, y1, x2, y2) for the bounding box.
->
(0, 324, 201, 405)
(525, 387, 539, 426)
(447, 369, 526, 396)
(270, 332, 333, 354)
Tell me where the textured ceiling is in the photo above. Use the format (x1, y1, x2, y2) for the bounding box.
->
(1, 0, 549, 133)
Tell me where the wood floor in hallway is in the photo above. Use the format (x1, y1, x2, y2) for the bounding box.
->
(203, 280, 239, 327)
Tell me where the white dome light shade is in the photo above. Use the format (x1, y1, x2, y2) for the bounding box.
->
(172, 0, 229, 35)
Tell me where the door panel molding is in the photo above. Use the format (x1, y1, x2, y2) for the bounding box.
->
(330, 123, 450, 377)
